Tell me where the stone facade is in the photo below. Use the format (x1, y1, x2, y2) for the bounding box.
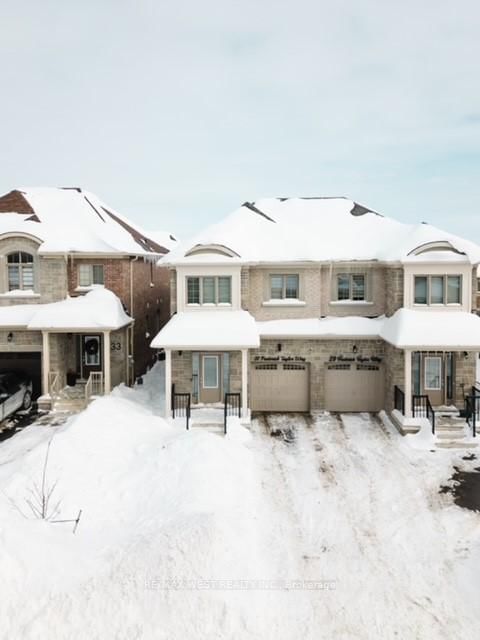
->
(383, 343, 405, 412)
(384, 267, 404, 316)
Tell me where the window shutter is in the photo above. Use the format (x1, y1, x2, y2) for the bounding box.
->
(223, 353, 230, 394)
(192, 353, 200, 402)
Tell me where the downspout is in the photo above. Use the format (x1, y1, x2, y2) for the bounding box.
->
(129, 256, 139, 384)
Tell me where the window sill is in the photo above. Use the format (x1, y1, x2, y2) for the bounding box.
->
(329, 300, 373, 306)
(262, 299, 306, 307)
(0, 290, 40, 299)
(186, 303, 233, 308)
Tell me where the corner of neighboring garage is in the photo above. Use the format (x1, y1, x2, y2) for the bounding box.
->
(0, 352, 42, 399)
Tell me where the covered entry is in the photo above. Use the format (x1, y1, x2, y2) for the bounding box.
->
(325, 362, 384, 412)
(250, 361, 310, 412)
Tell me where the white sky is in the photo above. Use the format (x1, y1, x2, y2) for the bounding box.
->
(0, 0, 479, 241)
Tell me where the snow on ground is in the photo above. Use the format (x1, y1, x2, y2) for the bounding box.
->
(0, 365, 480, 639)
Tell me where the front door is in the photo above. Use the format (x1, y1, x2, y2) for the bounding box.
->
(200, 354, 222, 403)
(81, 335, 102, 380)
(423, 355, 443, 405)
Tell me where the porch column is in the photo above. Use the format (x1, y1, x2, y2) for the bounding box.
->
(241, 349, 248, 419)
(404, 349, 412, 418)
(165, 349, 172, 417)
(103, 331, 111, 394)
(42, 331, 50, 396)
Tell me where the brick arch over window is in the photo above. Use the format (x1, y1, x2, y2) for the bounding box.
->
(7, 251, 34, 290)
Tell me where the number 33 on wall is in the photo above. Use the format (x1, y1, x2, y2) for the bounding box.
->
(110, 342, 122, 351)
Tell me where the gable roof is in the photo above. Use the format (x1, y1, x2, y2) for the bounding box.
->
(164, 197, 480, 265)
(0, 187, 172, 256)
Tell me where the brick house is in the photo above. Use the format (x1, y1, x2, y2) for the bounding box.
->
(152, 197, 480, 435)
(0, 187, 173, 407)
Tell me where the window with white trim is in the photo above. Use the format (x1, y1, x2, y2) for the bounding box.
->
(7, 252, 34, 290)
(78, 264, 105, 287)
(414, 275, 462, 305)
(186, 276, 232, 305)
(337, 273, 366, 301)
(270, 274, 299, 300)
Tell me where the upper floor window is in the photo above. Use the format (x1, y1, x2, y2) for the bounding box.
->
(270, 274, 299, 300)
(7, 252, 34, 290)
(337, 273, 365, 301)
(414, 275, 462, 305)
(187, 276, 232, 305)
(79, 264, 104, 287)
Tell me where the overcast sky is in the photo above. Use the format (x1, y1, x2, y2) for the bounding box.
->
(1, 1, 479, 241)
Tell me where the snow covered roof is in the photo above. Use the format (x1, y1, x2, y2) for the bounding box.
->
(380, 309, 480, 350)
(151, 311, 260, 350)
(0, 288, 132, 331)
(0, 188, 172, 256)
(257, 316, 384, 339)
(165, 197, 480, 265)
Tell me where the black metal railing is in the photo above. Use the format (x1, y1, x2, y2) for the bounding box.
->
(394, 386, 405, 415)
(412, 394, 435, 434)
(172, 390, 191, 430)
(224, 392, 241, 435)
(465, 394, 479, 438)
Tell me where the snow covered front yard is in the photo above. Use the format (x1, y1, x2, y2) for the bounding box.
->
(1, 365, 480, 639)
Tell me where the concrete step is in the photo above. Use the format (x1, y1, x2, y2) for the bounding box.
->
(436, 431, 468, 440)
(436, 441, 478, 449)
(52, 401, 86, 412)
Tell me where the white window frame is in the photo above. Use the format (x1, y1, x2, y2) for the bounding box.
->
(269, 274, 300, 300)
(202, 355, 219, 388)
(7, 251, 34, 291)
(186, 276, 232, 306)
(413, 274, 462, 306)
(78, 264, 105, 287)
(424, 356, 442, 391)
(336, 273, 366, 301)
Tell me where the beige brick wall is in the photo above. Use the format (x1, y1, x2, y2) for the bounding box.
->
(246, 267, 322, 320)
(321, 264, 387, 317)
(455, 351, 477, 407)
(385, 267, 404, 316)
(0, 237, 68, 304)
(0, 329, 42, 350)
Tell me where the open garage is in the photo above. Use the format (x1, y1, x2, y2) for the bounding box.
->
(250, 361, 310, 412)
(0, 352, 42, 399)
(324, 362, 384, 412)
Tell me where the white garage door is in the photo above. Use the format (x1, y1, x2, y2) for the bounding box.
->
(325, 363, 384, 412)
(250, 362, 310, 412)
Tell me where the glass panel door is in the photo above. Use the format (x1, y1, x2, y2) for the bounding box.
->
(203, 355, 219, 388)
(424, 356, 442, 390)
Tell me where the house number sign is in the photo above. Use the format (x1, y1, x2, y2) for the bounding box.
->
(111, 342, 122, 351)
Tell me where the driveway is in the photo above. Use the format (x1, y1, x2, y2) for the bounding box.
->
(250, 411, 480, 639)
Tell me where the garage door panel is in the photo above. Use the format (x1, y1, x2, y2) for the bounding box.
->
(251, 363, 310, 412)
(325, 364, 384, 412)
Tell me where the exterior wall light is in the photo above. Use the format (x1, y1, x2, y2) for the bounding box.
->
(7, 332, 13, 343)
(277, 343, 282, 352)
(352, 345, 358, 354)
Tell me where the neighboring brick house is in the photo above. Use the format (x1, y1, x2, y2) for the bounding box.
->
(0, 187, 173, 406)
(152, 197, 480, 435)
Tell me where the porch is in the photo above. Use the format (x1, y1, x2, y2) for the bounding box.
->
(150, 310, 260, 420)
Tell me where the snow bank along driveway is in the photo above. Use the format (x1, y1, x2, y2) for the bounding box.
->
(0, 373, 479, 639)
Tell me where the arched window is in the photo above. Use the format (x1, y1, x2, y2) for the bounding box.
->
(7, 252, 34, 291)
